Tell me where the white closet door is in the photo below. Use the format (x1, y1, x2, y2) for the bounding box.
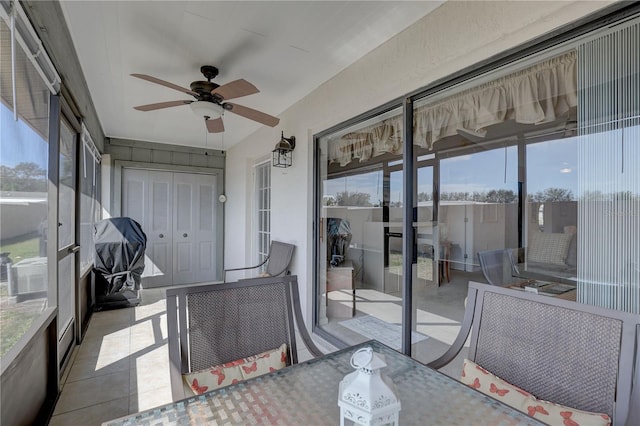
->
(193, 173, 217, 283)
(122, 169, 173, 288)
(172, 173, 217, 284)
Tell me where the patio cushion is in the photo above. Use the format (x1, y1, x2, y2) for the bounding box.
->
(523, 397, 611, 426)
(461, 359, 610, 426)
(460, 359, 531, 409)
(183, 343, 287, 395)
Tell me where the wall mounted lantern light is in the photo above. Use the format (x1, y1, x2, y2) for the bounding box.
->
(272, 131, 296, 168)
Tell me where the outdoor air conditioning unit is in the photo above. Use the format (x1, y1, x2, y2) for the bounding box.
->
(8, 257, 47, 302)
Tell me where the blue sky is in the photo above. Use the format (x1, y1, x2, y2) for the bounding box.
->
(1, 102, 49, 169)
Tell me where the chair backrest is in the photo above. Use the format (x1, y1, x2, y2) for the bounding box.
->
(429, 281, 640, 426)
(265, 241, 295, 276)
(166, 275, 322, 401)
(477, 248, 519, 286)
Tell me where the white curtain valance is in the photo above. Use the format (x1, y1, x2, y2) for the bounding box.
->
(329, 51, 576, 166)
(414, 51, 576, 150)
(329, 116, 404, 166)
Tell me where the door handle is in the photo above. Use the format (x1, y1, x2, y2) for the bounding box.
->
(183, 233, 188, 238)
(67, 245, 80, 254)
(159, 234, 164, 238)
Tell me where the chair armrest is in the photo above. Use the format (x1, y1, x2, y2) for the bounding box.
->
(223, 257, 270, 281)
(288, 276, 324, 358)
(625, 325, 640, 426)
(427, 286, 478, 370)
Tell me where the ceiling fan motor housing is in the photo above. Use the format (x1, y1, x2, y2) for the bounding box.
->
(190, 81, 220, 100)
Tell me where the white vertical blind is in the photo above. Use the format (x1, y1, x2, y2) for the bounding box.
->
(577, 18, 640, 314)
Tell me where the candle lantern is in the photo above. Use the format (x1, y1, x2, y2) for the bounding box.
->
(338, 347, 401, 426)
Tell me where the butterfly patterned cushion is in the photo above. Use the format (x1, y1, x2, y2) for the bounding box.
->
(460, 358, 532, 410)
(461, 359, 611, 426)
(183, 343, 288, 395)
(522, 397, 610, 426)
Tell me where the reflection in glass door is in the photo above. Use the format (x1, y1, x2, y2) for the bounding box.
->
(416, 163, 435, 285)
(439, 145, 519, 275)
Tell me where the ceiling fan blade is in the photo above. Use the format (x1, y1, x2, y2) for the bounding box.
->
(206, 117, 225, 133)
(226, 102, 280, 127)
(131, 73, 198, 96)
(211, 79, 259, 101)
(133, 100, 192, 111)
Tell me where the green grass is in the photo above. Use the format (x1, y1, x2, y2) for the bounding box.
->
(0, 307, 39, 357)
(0, 234, 40, 263)
(0, 233, 44, 357)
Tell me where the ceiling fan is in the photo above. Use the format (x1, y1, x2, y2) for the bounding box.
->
(131, 65, 279, 133)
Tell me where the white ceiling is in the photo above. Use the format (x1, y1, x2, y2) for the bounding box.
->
(60, 1, 442, 150)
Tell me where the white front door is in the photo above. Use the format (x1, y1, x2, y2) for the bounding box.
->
(122, 169, 218, 287)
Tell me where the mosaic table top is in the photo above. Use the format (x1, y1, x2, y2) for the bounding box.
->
(105, 340, 543, 425)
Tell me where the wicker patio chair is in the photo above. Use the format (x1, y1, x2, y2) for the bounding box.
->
(429, 281, 640, 426)
(477, 248, 520, 286)
(223, 240, 294, 281)
(166, 275, 324, 401)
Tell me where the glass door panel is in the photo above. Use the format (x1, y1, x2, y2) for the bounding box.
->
(317, 107, 407, 351)
(57, 118, 78, 358)
(439, 145, 519, 276)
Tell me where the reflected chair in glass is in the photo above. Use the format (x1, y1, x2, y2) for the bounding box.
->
(429, 281, 640, 426)
(166, 275, 324, 401)
(223, 240, 294, 281)
(477, 248, 520, 286)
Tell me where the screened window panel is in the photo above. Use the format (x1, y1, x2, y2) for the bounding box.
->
(0, 18, 51, 357)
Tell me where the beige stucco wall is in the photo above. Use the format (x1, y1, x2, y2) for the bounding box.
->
(225, 1, 615, 323)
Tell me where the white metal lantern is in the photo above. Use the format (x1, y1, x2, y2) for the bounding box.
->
(338, 347, 401, 426)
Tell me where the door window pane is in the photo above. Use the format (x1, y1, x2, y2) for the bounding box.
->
(79, 138, 101, 274)
(58, 120, 76, 249)
(57, 119, 77, 339)
(255, 162, 270, 268)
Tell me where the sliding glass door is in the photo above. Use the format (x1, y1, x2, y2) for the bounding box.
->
(315, 15, 640, 364)
(317, 108, 409, 351)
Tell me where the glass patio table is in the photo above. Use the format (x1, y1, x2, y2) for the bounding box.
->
(104, 340, 544, 425)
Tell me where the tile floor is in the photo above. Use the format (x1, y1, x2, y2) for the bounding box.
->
(50, 270, 478, 425)
(50, 288, 173, 425)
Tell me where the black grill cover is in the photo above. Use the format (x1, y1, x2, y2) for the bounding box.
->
(93, 217, 147, 295)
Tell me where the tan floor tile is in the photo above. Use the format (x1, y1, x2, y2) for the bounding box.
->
(133, 299, 166, 322)
(53, 370, 130, 415)
(66, 354, 131, 383)
(76, 329, 131, 361)
(129, 315, 167, 354)
(49, 396, 130, 426)
(90, 308, 134, 327)
(129, 387, 173, 414)
(129, 346, 170, 395)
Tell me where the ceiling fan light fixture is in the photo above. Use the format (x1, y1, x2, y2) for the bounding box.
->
(190, 101, 224, 119)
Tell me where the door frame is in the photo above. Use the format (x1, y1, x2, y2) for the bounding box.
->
(113, 161, 225, 282)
